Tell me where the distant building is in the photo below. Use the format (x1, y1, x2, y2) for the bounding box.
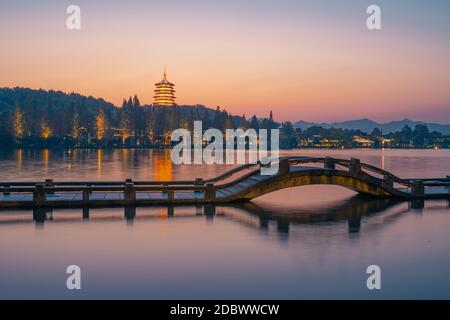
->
(353, 136, 374, 148)
(317, 138, 342, 148)
(153, 67, 176, 106)
(299, 135, 342, 148)
(379, 137, 394, 148)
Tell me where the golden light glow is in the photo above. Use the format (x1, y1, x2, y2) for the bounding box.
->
(153, 67, 176, 106)
(43, 149, 49, 174)
(16, 149, 22, 173)
(14, 107, 24, 139)
(40, 122, 52, 139)
(95, 109, 106, 140)
(71, 113, 81, 139)
(97, 149, 102, 178)
(121, 132, 129, 143)
(147, 128, 154, 142)
(154, 150, 173, 181)
(163, 131, 172, 144)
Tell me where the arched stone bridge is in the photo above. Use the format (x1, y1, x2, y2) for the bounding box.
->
(214, 157, 449, 201)
(0, 156, 449, 208)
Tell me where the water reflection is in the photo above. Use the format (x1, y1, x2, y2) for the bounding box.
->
(124, 205, 136, 225)
(16, 149, 22, 174)
(1, 149, 450, 299)
(238, 197, 407, 236)
(409, 199, 425, 211)
(32, 207, 53, 228)
(97, 149, 102, 178)
(154, 149, 173, 181)
(82, 207, 89, 220)
(11, 196, 446, 235)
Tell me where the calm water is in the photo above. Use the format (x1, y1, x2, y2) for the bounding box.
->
(0, 149, 450, 299)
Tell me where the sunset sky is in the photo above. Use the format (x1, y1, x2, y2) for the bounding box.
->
(1, 0, 449, 122)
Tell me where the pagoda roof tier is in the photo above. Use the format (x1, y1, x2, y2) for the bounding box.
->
(154, 89, 176, 92)
(154, 82, 175, 87)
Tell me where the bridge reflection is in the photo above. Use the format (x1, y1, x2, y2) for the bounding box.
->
(1, 196, 443, 234)
(231, 197, 403, 233)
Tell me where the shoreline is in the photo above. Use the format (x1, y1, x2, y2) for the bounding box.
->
(0, 146, 447, 151)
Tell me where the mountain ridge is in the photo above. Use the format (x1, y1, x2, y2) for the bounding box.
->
(294, 118, 450, 134)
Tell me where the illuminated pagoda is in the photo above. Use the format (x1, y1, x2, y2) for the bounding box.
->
(153, 67, 176, 106)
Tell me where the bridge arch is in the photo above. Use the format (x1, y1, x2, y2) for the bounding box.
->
(217, 168, 399, 202)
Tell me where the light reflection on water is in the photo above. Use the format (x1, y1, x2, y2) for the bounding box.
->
(0, 149, 450, 299)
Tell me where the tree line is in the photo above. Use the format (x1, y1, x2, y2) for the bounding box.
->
(0, 87, 278, 148)
(1, 88, 448, 149)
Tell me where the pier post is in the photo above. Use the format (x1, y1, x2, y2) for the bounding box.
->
(124, 206, 136, 222)
(278, 158, 290, 175)
(33, 183, 46, 205)
(204, 204, 215, 218)
(82, 187, 90, 204)
(124, 182, 136, 202)
(194, 178, 204, 194)
(324, 157, 335, 170)
(411, 181, 425, 197)
(3, 184, 10, 196)
(348, 212, 361, 233)
(33, 208, 47, 224)
(45, 179, 54, 194)
(168, 205, 174, 217)
(204, 183, 215, 201)
(82, 207, 90, 220)
(409, 199, 424, 210)
(277, 220, 289, 234)
(349, 158, 361, 175)
(167, 189, 174, 201)
(259, 216, 269, 230)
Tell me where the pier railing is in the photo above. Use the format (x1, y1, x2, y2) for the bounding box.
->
(0, 156, 449, 206)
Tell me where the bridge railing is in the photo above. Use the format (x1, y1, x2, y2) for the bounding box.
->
(282, 156, 415, 188)
(0, 182, 216, 204)
(0, 156, 419, 193)
(0, 163, 259, 189)
(1, 157, 448, 202)
(204, 163, 260, 184)
(0, 162, 264, 196)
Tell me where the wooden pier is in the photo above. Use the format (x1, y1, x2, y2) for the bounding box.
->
(0, 156, 449, 209)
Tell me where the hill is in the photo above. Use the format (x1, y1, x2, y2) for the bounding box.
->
(0, 87, 264, 148)
(294, 118, 450, 134)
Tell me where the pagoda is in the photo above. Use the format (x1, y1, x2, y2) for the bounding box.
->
(153, 67, 176, 106)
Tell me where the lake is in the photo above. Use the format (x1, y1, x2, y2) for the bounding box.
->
(0, 148, 449, 299)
